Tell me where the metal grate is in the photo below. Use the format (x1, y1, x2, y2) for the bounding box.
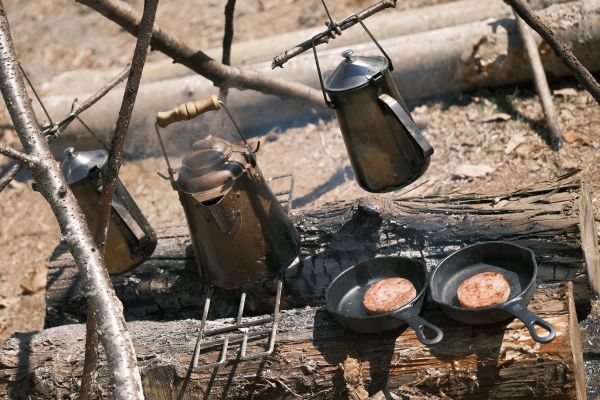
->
(191, 278, 283, 370)
(268, 173, 295, 213)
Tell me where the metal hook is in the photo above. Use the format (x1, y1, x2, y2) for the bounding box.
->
(312, 36, 335, 109)
(353, 15, 394, 71)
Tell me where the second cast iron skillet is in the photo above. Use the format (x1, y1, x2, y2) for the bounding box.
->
(326, 256, 443, 345)
(429, 241, 556, 343)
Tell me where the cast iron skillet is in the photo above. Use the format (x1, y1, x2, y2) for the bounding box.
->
(429, 241, 556, 343)
(325, 256, 443, 345)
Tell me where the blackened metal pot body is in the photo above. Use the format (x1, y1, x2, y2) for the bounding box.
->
(61, 147, 157, 274)
(324, 52, 433, 192)
(177, 137, 300, 290)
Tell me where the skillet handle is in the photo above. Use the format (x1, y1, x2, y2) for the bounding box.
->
(503, 302, 556, 343)
(392, 307, 443, 346)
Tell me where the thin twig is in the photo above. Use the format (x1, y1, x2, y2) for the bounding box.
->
(514, 12, 562, 150)
(78, 307, 99, 400)
(79, 1, 158, 398)
(0, 2, 144, 398)
(0, 162, 22, 192)
(76, 0, 324, 106)
(0, 146, 40, 167)
(219, 0, 236, 103)
(505, 0, 600, 105)
(271, 0, 397, 68)
(54, 64, 129, 134)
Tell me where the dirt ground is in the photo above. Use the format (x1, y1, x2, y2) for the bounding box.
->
(0, 0, 598, 351)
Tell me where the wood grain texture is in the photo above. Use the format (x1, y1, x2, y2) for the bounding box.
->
(0, 283, 584, 399)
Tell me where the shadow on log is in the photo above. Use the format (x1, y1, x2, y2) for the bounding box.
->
(0, 283, 586, 399)
(45, 173, 586, 326)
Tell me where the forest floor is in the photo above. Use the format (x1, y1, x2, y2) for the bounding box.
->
(0, 0, 598, 350)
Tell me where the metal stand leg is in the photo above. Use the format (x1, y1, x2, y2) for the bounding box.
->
(191, 278, 284, 370)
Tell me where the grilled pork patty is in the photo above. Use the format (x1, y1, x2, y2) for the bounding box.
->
(456, 271, 510, 308)
(362, 277, 417, 315)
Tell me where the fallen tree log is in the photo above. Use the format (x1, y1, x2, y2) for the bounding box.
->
(1, 283, 586, 399)
(45, 173, 587, 326)
(43, 0, 570, 94)
(40, 0, 600, 154)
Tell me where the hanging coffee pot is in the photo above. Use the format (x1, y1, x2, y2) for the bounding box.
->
(312, 20, 434, 193)
(154, 95, 300, 290)
(61, 147, 157, 274)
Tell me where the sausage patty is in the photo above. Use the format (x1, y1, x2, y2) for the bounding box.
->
(362, 277, 417, 315)
(456, 271, 510, 308)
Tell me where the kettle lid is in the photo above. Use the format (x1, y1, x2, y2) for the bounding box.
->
(61, 147, 108, 185)
(177, 136, 248, 200)
(323, 49, 389, 93)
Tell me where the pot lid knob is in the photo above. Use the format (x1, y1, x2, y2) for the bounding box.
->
(64, 146, 75, 159)
(341, 49, 353, 61)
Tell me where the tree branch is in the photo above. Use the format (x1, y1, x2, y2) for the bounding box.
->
(0, 146, 40, 167)
(505, 0, 600, 105)
(514, 12, 563, 150)
(271, 0, 397, 69)
(53, 64, 130, 135)
(76, 0, 324, 106)
(80, 2, 158, 398)
(219, 0, 236, 103)
(0, 2, 144, 399)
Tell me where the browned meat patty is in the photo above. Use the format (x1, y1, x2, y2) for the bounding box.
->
(362, 277, 417, 315)
(456, 271, 510, 308)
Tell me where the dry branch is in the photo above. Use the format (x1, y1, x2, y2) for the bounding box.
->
(514, 13, 563, 150)
(271, 0, 397, 68)
(76, 0, 324, 107)
(506, 0, 600, 104)
(0, 2, 142, 398)
(80, 1, 158, 398)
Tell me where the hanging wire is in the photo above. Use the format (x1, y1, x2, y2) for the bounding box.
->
(19, 63, 54, 126)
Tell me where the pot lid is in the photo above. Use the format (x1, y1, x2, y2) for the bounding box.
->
(324, 49, 389, 93)
(177, 136, 248, 200)
(61, 147, 108, 185)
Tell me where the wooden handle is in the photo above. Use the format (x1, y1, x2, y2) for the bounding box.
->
(156, 95, 220, 128)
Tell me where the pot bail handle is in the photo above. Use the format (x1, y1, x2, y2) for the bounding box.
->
(156, 95, 221, 128)
(391, 306, 443, 346)
(502, 301, 556, 343)
(378, 94, 434, 158)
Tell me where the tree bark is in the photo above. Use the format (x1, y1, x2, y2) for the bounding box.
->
(0, 283, 586, 399)
(45, 173, 586, 326)
(0, 3, 143, 399)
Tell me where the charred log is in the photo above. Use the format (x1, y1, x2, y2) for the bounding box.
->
(1, 283, 586, 399)
(45, 174, 586, 326)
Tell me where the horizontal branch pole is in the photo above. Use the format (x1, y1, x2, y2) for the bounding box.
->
(0, 2, 143, 399)
(271, 0, 397, 68)
(505, 0, 600, 105)
(0, 147, 40, 167)
(77, 0, 324, 107)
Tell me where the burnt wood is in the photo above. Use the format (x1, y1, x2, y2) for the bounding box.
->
(45, 173, 585, 326)
(0, 283, 585, 399)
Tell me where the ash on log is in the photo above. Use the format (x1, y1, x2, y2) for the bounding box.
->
(0, 283, 585, 399)
(45, 173, 586, 325)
